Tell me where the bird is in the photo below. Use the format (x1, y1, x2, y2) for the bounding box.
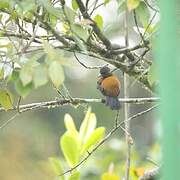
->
(97, 66, 121, 110)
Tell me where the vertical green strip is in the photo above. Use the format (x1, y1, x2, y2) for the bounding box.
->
(157, 0, 180, 180)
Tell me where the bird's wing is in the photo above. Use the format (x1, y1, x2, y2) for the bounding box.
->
(101, 76, 120, 97)
(97, 78, 106, 95)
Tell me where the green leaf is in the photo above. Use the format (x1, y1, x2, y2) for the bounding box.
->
(72, 35, 87, 52)
(81, 127, 105, 154)
(18, 0, 36, 14)
(0, 1, 9, 8)
(16, 81, 33, 98)
(136, 2, 150, 27)
(145, 22, 160, 38)
(72, 0, 79, 10)
(117, 1, 126, 13)
(79, 107, 97, 144)
(48, 61, 64, 88)
(101, 172, 120, 180)
(49, 157, 64, 179)
(68, 171, 80, 180)
(127, 0, 140, 11)
(15, 78, 34, 98)
(44, 42, 71, 66)
(64, 6, 76, 23)
(44, 42, 57, 61)
(60, 133, 80, 167)
(94, 14, 103, 30)
(20, 66, 33, 86)
(64, 114, 79, 137)
(33, 65, 48, 88)
(37, 0, 63, 20)
(71, 24, 89, 41)
(0, 89, 13, 110)
(104, 0, 111, 5)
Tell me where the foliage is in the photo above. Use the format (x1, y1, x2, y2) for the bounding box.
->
(0, 0, 161, 179)
(49, 107, 105, 180)
(0, 0, 159, 110)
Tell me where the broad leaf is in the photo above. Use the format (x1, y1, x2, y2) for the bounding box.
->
(71, 24, 89, 41)
(0, 89, 13, 110)
(44, 42, 71, 66)
(0, 1, 9, 8)
(64, 6, 76, 23)
(49, 157, 64, 179)
(37, 0, 63, 20)
(133, 167, 145, 177)
(68, 171, 80, 180)
(118, 1, 126, 13)
(13, 69, 34, 98)
(15, 79, 34, 98)
(17, 0, 36, 14)
(104, 0, 111, 5)
(48, 61, 64, 88)
(33, 65, 48, 88)
(127, 0, 140, 11)
(44, 42, 57, 62)
(81, 127, 105, 154)
(72, 0, 79, 10)
(72, 35, 87, 51)
(101, 172, 120, 180)
(94, 14, 103, 30)
(60, 133, 80, 167)
(20, 65, 33, 86)
(136, 2, 150, 27)
(79, 107, 97, 144)
(64, 114, 79, 137)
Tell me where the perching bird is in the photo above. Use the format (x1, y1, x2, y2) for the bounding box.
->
(97, 66, 121, 110)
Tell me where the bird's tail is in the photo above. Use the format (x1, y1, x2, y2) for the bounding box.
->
(106, 96, 121, 110)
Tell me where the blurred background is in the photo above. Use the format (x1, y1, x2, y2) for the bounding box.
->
(0, 0, 161, 179)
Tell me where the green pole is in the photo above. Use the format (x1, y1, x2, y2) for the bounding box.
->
(157, 0, 180, 179)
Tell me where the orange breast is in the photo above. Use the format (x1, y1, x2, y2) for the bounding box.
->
(101, 75, 120, 97)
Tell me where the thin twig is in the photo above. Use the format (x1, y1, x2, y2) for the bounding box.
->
(62, 83, 74, 102)
(17, 96, 22, 113)
(75, 0, 112, 48)
(143, 11, 157, 38)
(73, 51, 105, 69)
(21, 21, 40, 53)
(0, 97, 160, 112)
(52, 83, 66, 100)
(146, 157, 159, 167)
(0, 97, 159, 129)
(89, 0, 98, 15)
(0, 113, 19, 130)
(133, 10, 145, 43)
(115, 110, 120, 127)
(85, 0, 90, 9)
(144, 0, 160, 13)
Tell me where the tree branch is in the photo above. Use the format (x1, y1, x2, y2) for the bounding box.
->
(0, 4, 156, 93)
(0, 97, 160, 113)
(75, 0, 112, 49)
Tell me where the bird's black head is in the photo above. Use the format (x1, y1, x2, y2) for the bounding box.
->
(99, 66, 112, 78)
